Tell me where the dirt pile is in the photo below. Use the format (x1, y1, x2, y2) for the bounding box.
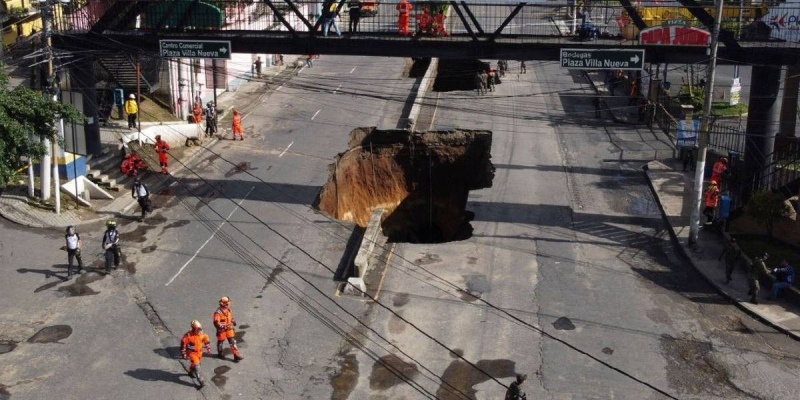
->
(316, 128, 494, 243)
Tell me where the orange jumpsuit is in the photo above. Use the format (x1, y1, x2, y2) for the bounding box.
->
(193, 104, 203, 124)
(396, 0, 413, 35)
(433, 13, 447, 36)
(711, 160, 728, 184)
(154, 139, 170, 173)
(232, 114, 244, 140)
(417, 9, 432, 34)
(181, 329, 211, 369)
(213, 307, 242, 359)
(703, 184, 720, 223)
(120, 157, 136, 176)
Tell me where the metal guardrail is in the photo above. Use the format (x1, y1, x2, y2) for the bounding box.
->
(51, 0, 800, 47)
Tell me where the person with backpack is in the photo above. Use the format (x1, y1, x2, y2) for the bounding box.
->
(132, 177, 151, 221)
(102, 220, 121, 274)
(321, 0, 342, 37)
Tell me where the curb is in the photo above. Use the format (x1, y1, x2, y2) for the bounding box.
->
(0, 137, 219, 229)
(642, 164, 800, 341)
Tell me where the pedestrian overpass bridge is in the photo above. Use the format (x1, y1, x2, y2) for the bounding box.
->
(53, 0, 800, 65)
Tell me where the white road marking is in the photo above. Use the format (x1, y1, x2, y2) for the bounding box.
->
(311, 109, 321, 120)
(279, 141, 294, 158)
(165, 186, 255, 286)
(333, 85, 341, 94)
(350, 66, 357, 74)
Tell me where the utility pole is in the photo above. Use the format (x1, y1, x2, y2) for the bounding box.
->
(688, 0, 725, 245)
(40, 0, 53, 202)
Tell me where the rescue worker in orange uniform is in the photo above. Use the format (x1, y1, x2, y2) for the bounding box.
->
(120, 153, 136, 177)
(213, 296, 243, 361)
(181, 320, 212, 388)
(232, 110, 244, 140)
(711, 157, 728, 187)
(433, 10, 447, 36)
(416, 7, 432, 35)
(154, 134, 170, 174)
(703, 180, 720, 224)
(192, 102, 203, 124)
(396, 0, 413, 35)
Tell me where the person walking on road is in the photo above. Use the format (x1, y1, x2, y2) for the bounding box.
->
(592, 96, 602, 118)
(181, 320, 212, 388)
(474, 71, 484, 95)
(505, 373, 527, 400)
(132, 177, 151, 221)
(718, 237, 741, 284)
(154, 134, 170, 174)
(232, 110, 244, 140)
(214, 296, 244, 361)
(65, 225, 83, 278)
(213, 296, 244, 361)
(348, 0, 362, 33)
(519, 60, 526, 74)
(253, 56, 263, 78)
(124, 94, 138, 129)
(205, 102, 217, 137)
(102, 220, 121, 274)
(748, 253, 770, 304)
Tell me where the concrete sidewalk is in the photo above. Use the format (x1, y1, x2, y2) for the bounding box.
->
(583, 69, 800, 340)
(0, 58, 304, 229)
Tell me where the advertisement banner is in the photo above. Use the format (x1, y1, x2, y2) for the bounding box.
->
(676, 115, 700, 148)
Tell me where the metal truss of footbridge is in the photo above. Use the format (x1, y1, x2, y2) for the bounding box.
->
(53, 0, 800, 65)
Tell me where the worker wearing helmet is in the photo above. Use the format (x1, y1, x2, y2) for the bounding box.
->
(213, 296, 243, 361)
(65, 225, 83, 278)
(232, 110, 244, 140)
(703, 180, 720, 224)
(120, 153, 137, 177)
(101, 219, 121, 274)
(124, 94, 138, 129)
(711, 157, 729, 187)
(181, 320, 212, 388)
(396, 0, 413, 35)
(204, 102, 217, 137)
(154, 134, 170, 174)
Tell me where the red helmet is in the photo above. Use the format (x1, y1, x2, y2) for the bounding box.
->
(710, 180, 718, 185)
(155, 135, 162, 141)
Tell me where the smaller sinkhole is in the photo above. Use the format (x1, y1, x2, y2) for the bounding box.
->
(315, 128, 494, 244)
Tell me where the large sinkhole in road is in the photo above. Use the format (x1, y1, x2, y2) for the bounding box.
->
(316, 128, 494, 244)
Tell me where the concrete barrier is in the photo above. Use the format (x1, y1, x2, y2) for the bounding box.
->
(406, 58, 439, 131)
(346, 207, 385, 296)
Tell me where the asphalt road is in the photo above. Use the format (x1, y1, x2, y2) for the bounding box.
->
(2, 56, 800, 400)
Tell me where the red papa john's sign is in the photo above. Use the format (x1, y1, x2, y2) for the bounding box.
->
(639, 25, 710, 46)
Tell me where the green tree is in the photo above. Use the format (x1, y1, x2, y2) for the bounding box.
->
(0, 65, 84, 189)
(745, 190, 791, 238)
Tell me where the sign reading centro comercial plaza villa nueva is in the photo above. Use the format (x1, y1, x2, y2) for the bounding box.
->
(159, 40, 232, 59)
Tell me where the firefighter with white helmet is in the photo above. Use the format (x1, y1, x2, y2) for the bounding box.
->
(181, 320, 212, 387)
(213, 296, 243, 361)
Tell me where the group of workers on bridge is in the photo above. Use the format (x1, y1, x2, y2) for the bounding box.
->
(396, 0, 448, 36)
